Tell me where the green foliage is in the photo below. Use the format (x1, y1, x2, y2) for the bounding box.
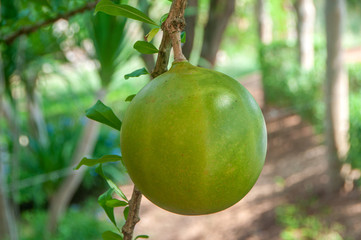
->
(133, 41, 159, 54)
(260, 42, 361, 181)
(125, 94, 136, 102)
(95, 0, 158, 26)
(75, 155, 123, 170)
(102, 231, 123, 240)
(20, 201, 112, 240)
(348, 63, 361, 92)
(348, 64, 361, 174)
(276, 202, 344, 240)
(124, 68, 149, 80)
(347, 94, 361, 171)
(145, 28, 160, 42)
(87, 11, 132, 86)
(18, 117, 83, 207)
(86, 100, 122, 131)
(259, 41, 325, 127)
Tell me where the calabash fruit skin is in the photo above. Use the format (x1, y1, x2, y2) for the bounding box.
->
(120, 61, 267, 215)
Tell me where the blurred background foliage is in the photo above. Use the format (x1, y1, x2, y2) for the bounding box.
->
(0, 0, 361, 239)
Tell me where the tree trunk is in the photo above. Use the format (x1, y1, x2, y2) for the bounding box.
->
(182, 0, 198, 59)
(296, 0, 315, 70)
(325, 0, 349, 191)
(200, 0, 236, 67)
(24, 76, 49, 147)
(255, 0, 272, 44)
(46, 89, 106, 235)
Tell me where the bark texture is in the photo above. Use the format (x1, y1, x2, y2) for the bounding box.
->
(122, 187, 142, 240)
(255, 0, 273, 44)
(200, 0, 236, 67)
(296, 0, 315, 70)
(325, 0, 349, 191)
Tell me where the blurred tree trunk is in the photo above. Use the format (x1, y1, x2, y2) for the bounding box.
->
(24, 76, 49, 147)
(255, 0, 272, 44)
(46, 89, 106, 235)
(200, 0, 236, 67)
(182, 0, 198, 59)
(0, 54, 19, 240)
(295, 0, 315, 70)
(325, 0, 349, 191)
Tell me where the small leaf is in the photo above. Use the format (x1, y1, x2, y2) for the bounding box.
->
(123, 206, 129, 220)
(106, 199, 128, 207)
(74, 155, 122, 170)
(107, 178, 128, 202)
(145, 27, 160, 42)
(134, 41, 159, 54)
(125, 94, 136, 102)
(135, 235, 149, 239)
(96, 165, 129, 202)
(86, 100, 122, 131)
(95, 0, 158, 26)
(98, 189, 118, 228)
(160, 13, 168, 24)
(102, 231, 123, 240)
(124, 68, 148, 80)
(181, 31, 186, 44)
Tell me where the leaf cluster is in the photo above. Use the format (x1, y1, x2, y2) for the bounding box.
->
(76, 100, 147, 240)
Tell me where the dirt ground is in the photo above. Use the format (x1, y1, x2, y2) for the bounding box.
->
(121, 74, 361, 240)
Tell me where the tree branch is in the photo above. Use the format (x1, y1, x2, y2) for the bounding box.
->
(164, 0, 187, 62)
(151, 0, 188, 78)
(2, 1, 98, 45)
(122, 186, 142, 240)
(151, 31, 172, 78)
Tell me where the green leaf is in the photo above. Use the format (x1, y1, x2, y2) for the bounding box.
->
(181, 31, 186, 44)
(123, 206, 129, 220)
(95, 0, 158, 26)
(98, 189, 118, 228)
(145, 27, 160, 42)
(86, 100, 122, 131)
(74, 155, 122, 170)
(106, 199, 128, 207)
(102, 231, 123, 240)
(125, 94, 136, 102)
(96, 165, 129, 202)
(135, 235, 149, 239)
(160, 13, 168, 24)
(133, 41, 159, 54)
(124, 67, 148, 80)
(107, 178, 128, 202)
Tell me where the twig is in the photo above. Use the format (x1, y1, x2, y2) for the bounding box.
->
(2, 1, 98, 45)
(151, 32, 172, 78)
(122, 186, 142, 240)
(151, 0, 188, 78)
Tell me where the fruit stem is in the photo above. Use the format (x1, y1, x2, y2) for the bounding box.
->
(163, 0, 187, 63)
(152, 0, 188, 78)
